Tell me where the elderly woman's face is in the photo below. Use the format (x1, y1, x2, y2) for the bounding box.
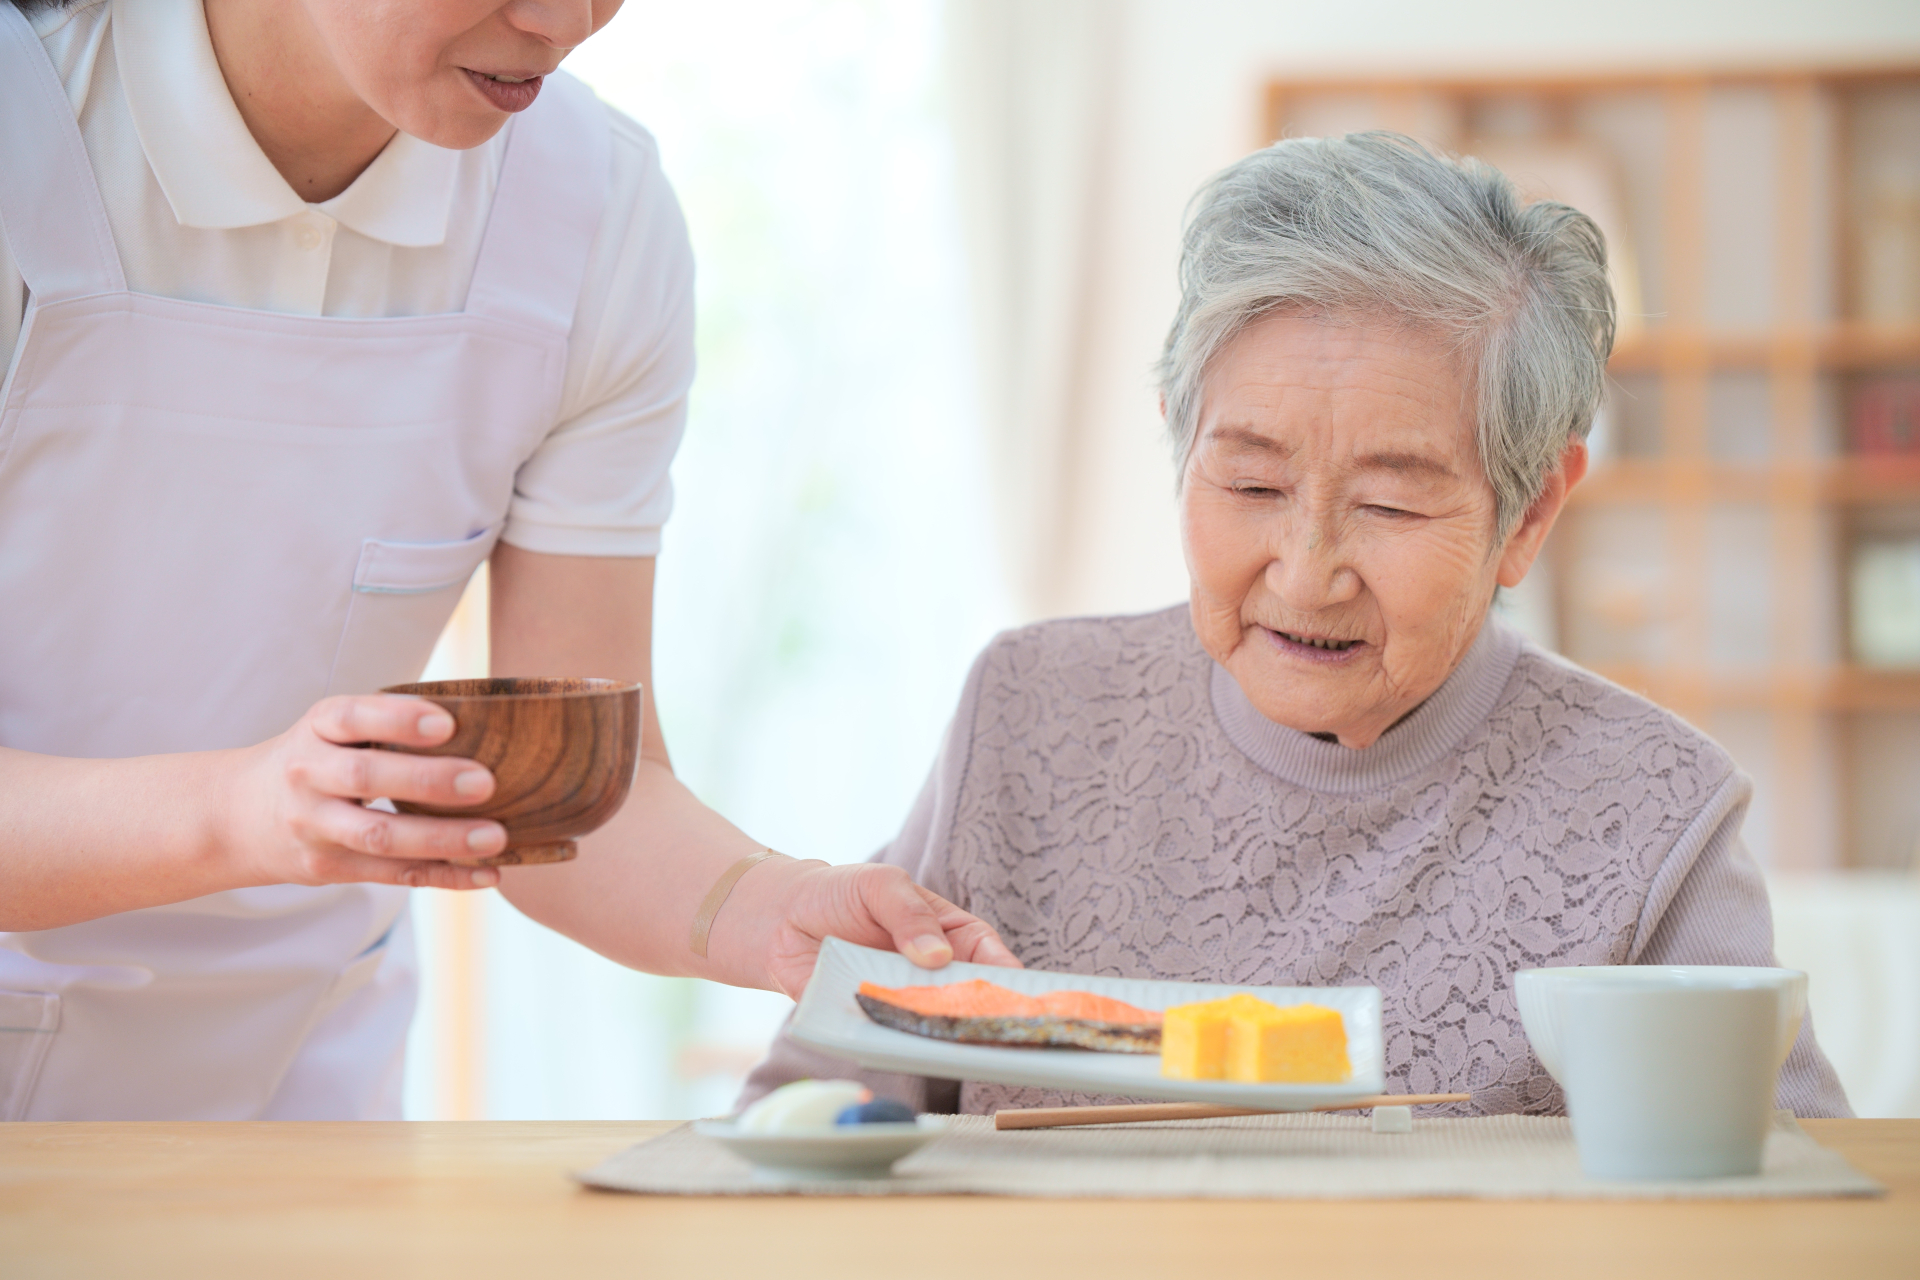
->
(1181, 312, 1581, 749)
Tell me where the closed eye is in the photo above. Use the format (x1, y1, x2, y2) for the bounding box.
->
(1364, 504, 1421, 518)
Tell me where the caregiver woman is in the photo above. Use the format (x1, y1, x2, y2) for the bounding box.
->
(0, 0, 1013, 1121)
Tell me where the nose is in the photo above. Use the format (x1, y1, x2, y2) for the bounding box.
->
(501, 0, 603, 49)
(1264, 511, 1362, 613)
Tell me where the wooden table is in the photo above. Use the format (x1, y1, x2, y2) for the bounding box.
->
(3, 1120, 1915, 1279)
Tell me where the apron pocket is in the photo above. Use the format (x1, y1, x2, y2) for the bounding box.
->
(325, 526, 499, 697)
(0, 991, 60, 1121)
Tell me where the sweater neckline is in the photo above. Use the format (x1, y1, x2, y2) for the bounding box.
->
(1209, 613, 1523, 793)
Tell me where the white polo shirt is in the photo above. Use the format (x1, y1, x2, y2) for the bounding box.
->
(1, 0, 692, 557)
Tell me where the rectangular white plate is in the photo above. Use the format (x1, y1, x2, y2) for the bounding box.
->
(790, 938, 1385, 1110)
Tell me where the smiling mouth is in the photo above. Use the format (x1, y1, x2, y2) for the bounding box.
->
(1274, 629, 1362, 652)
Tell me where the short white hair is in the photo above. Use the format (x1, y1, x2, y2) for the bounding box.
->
(1158, 132, 1615, 534)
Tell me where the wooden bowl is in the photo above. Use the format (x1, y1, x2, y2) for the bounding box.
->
(377, 677, 643, 866)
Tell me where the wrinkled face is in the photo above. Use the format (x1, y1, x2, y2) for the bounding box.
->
(1181, 311, 1561, 749)
(302, 0, 624, 148)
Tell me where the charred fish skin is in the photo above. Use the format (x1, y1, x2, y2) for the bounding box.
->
(855, 992, 1162, 1054)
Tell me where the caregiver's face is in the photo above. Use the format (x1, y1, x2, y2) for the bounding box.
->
(1181, 312, 1565, 749)
(302, 0, 624, 148)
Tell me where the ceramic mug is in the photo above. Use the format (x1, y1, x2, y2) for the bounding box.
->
(1513, 966, 1807, 1179)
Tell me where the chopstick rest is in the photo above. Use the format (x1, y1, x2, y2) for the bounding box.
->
(992, 1093, 1469, 1131)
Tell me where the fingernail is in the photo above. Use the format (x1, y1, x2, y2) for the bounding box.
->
(466, 826, 505, 853)
(453, 769, 490, 797)
(471, 868, 500, 888)
(908, 934, 952, 965)
(419, 712, 454, 739)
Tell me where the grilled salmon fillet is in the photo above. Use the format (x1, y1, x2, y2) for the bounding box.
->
(855, 979, 1162, 1053)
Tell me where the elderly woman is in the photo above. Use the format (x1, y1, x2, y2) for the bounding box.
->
(742, 133, 1850, 1117)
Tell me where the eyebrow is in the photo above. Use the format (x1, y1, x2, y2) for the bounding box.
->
(1357, 451, 1458, 481)
(1208, 428, 1457, 482)
(1206, 426, 1293, 457)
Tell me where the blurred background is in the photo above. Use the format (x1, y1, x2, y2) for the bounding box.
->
(405, 0, 1920, 1122)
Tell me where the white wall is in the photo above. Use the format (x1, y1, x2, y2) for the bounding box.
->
(408, 0, 1010, 1120)
(1057, 0, 1920, 620)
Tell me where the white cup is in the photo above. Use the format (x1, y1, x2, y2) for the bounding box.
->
(1513, 966, 1806, 1179)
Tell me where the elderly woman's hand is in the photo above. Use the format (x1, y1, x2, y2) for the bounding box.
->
(715, 856, 1022, 998)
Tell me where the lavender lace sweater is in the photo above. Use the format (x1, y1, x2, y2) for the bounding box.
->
(742, 607, 1851, 1118)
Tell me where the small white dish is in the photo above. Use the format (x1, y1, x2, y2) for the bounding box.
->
(693, 1116, 947, 1181)
(788, 937, 1385, 1109)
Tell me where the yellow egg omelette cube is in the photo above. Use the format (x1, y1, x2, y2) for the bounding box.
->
(1225, 1001, 1349, 1083)
(1159, 997, 1233, 1079)
(1160, 994, 1294, 1080)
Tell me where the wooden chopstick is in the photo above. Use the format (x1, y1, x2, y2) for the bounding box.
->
(993, 1093, 1471, 1131)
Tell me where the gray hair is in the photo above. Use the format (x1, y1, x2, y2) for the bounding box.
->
(1158, 132, 1615, 535)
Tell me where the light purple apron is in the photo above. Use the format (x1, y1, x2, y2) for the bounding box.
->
(0, 5, 607, 1118)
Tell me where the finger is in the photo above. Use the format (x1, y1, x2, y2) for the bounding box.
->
(294, 743, 494, 807)
(923, 889, 1023, 968)
(303, 798, 507, 863)
(857, 869, 957, 969)
(309, 694, 457, 749)
(299, 847, 501, 891)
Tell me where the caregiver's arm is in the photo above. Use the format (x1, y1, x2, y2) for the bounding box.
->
(0, 694, 507, 931)
(487, 543, 1017, 995)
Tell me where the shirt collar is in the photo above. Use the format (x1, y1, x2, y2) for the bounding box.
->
(113, 0, 460, 246)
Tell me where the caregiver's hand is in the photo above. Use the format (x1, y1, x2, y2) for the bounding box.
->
(719, 855, 1023, 999)
(0, 695, 506, 931)
(222, 694, 508, 892)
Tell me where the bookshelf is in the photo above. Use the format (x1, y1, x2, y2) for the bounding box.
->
(1263, 66, 1920, 871)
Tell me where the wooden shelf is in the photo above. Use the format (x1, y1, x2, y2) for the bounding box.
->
(1607, 324, 1920, 373)
(1261, 66, 1920, 158)
(1569, 457, 1920, 507)
(1591, 666, 1920, 713)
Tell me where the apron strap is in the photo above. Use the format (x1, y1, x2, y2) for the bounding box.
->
(0, 4, 128, 303)
(465, 71, 609, 335)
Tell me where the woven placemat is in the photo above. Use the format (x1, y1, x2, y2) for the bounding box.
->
(576, 1111, 1883, 1200)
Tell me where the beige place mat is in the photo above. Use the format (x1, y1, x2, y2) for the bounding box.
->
(576, 1111, 1883, 1200)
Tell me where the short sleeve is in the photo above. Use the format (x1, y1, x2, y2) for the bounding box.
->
(499, 109, 694, 558)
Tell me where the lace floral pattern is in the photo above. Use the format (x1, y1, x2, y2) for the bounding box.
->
(942, 607, 1740, 1118)
(743, 606, 1846, 1118)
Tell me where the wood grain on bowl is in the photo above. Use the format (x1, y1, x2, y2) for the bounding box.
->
(378, 677, 642, 866)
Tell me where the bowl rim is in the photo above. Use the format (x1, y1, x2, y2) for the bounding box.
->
(382, 677, 642, 701)
(1514, 964, 1805, 988)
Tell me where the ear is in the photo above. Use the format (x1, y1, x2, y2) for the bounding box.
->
(1496, 439, 1588, 589)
